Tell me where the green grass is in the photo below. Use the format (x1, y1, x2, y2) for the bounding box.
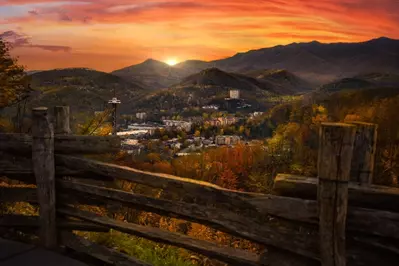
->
(80, 230, 197, 266)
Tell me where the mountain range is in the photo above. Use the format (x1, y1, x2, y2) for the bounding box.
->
(111, 37, 399, 88)
(18, 37, 399, 119)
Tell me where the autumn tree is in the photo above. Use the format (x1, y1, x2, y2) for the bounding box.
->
(77, 109, 113, 136)
(147, 153, 161, 164)
(0, 38, 31, 110)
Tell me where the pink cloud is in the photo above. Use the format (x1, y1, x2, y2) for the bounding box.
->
(0, 30, 71, 52)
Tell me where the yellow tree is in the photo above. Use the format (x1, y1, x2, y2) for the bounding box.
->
(77, 109, 113, 136)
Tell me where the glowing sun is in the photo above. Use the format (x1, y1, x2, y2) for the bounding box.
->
(166, 58, 178, 66)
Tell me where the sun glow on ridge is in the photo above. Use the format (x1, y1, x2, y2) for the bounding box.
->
(166, 58, 178, 66)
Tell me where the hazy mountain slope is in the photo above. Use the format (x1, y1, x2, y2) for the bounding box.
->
(319, 72, 399, 92)
(245, 69, 314, 94)
(319, 78, 375, 92)
(212, 37, 399, 84)
(173, 60, 212, 75)
(111, 59, 187, 89)
(31, 68, 147, 88)
(25, 68, 145, 115)
(354, 73, 399, 87)
(178, 67, 275, 92)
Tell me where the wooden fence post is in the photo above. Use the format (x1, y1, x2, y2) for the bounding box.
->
(345, 121, 378, 185)
(54, 105, 73, 233)
(318, 122, 356, 266)
(54, 106, 71, 135)
(32, 107, 57, 249)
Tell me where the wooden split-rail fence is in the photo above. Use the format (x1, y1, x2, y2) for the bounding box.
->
(1, 106, 399, 266)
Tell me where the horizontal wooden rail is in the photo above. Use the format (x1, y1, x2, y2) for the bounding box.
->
(57, 203, 399, 266)
(58, 180, 320, 259)
(248, 196, 399, 241)
(61, 232, 151, 266)
(0, 186, 37, 202)
(55, 155, 266, 209)
(0, 133, 121, 154)
(58, 206, 261, 266)
(0, 215, 109, 232)
(3, 178, 399, 244)
(0, 155, 90, 181)
(0, 134, 31, 153)
(1, 153, 34, 177)
(55, 156, 399, 242)
(273, 174, 399, 212)
(58, 180, 399, 242)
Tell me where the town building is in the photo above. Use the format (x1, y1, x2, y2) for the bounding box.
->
(187, 116, 204, 125)
(125, 123, 163, 136)
(202, 105, 219, 110)
(121, 139, 145, 155)
(215, 135, 240, 146)
(229, 89, 240, 99)
(136, 112, 147, 120)
(206, 116, 238, 127)
(224, 98, 243, 111)
(162, 120, 193, 132)
(117, 130, 149, 137)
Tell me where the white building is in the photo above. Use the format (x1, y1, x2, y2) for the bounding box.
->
(117, 130, 149, 136)
(202, 105, 219, 110)
(136, 112, 147, 120)
(229, 89, 240, 99)
(121, 139, 144, 155)
(126, 123, 163, 136)
(162, 120, 192, 132)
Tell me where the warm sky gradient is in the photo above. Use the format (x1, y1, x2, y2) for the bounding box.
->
(1, 0, 398, 72)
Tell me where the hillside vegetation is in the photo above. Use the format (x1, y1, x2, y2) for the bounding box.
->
(131, 68, 281, 114)
(22, 68, 144, 111)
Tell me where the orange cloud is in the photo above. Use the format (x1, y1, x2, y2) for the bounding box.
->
(1, 0, 397, 71)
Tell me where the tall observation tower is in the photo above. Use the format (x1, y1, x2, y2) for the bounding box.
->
(108, 89, 121, 135)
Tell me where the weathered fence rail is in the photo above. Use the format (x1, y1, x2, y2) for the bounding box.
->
(1, 106, 399, 266)
(273, 174, 399, 212)
(0, 133, 121, 154)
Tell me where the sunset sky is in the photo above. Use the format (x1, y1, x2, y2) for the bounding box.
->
(1, 0, 398, 72)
